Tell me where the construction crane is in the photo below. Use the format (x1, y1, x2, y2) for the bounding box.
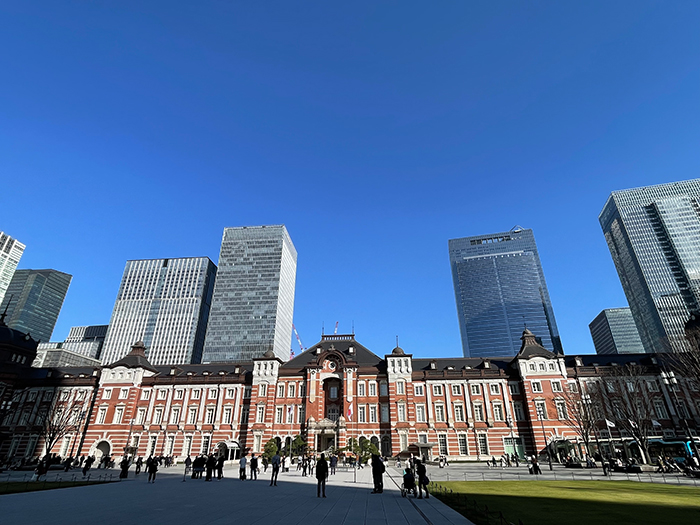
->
(292, 324, 305, 353)
(334, 321, 339, 335)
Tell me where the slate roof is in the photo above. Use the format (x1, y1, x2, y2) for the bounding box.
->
(282, 335, 384, 371)
(514, 328, 557, 359)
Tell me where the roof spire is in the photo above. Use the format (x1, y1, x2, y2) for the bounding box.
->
(0, 295, 12, 326)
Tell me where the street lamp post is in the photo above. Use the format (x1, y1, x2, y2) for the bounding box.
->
(661, 371, 700, 462)
(537, 408, 553, 471)
(506, 416, 516, 460)
(582, 394, 602, 459)
(124, 418, 136, 458)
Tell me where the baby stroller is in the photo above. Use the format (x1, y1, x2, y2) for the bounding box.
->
(401, 470, 417, 498)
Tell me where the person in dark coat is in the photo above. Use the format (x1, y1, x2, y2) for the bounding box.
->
(370, 454, 385, 494)
(119, 456, 130, 479)
(82, 455, 95, 477)
(206, 454, 216, 481)
(135, 456, 143, 475)
(250, 454, 258, 481)
(316, 453, 329, 498)
(216, 455, 225, 480)
(415, 459, 429, 499)
(147, 456, 158, 483)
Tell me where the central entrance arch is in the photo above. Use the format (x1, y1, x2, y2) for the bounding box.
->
(94, 441, 111, 460)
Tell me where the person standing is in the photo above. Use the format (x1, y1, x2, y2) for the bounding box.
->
(330, 455, 337, 475)
(206, 454, 216, 482)
(135, 456, 143, 475)
(316, 453, 329, 498)
(416, 459, 429, 499)
(250, 454, 258, 480)
(216, 455, 225, 480)
(262, 455, 269, 473)
(270, 452, 280, 486)
(119, 456, 130, 479)
(82, 455, 95, 477)
(239, 454, 247, 481)
(147, 455, 158, 483)
(371, 454, 385, 494)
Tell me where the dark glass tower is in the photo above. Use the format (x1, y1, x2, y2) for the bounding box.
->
(449, 228, 561, 358)
(0, 269, 72, 343)
(600, 179, 700, 353)
(589, 308, 645, 355)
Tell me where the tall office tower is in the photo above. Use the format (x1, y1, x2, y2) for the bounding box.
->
(63, 325, 109, 359)
(600, 179, 700, 353)
(100, 257, 216, 366)
(589, 308, 645, 355)
(202, 225, 297, 363)
(449, 227, 562, 358)
(0, 269, 72, 343)
(0, 231, 26, 306)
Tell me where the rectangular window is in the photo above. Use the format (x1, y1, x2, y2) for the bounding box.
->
(400, 433, 408, 452)
(223, 407, 232, 424)
(397, 382, 405, 395)
(257, 405, 265, 423)
(531, 381, 543, 393)
(551, 381, 562, 393)
(556, 401, 567, 420)
(153, 407, 163, 425)
(208, 389, 218, 399)
(330, 386, 338, 399)
(454, 404, 465, 422)
(136, 408, 146, 425)
(254, 434, 262, 453)
(97, 407, 107, 424)
(187, 407, 197, 424)
(201, 435, 211, 454)
(286, 406, 294, 424)
(243, 387, 251, 399)
(102, 389, 112, 400)
(473, 404, 484, 421)
(416, 405, 426, 423)
(458, 434, 468, 455)
(381, 404, 389, 422)
(398, 404, 406, 422)
(157, 389, 167, 400)
(276, 406, 283, 424)
(647, 380, 659, 392)
(432, 384, 443, 396)
(205, 408, 215, 424)
(414, 385, 424, 396)
(418, 433, 428, 444)
(478, 434, 489, 455)
(452, 384, 462, 396)
(369, 405, 378, 423)
(509, 383, 520, 395)
(119, 388, 129, 399)
(113, 407, 124, 425)
(300, 384, 306, 397)
(379, 382, 387, 396)
(489, 384, 500, 395)
(434, 404, 445, 422)
(470, 384, 481, 395)
(241, 407, 249, 424)
(535, 401, 548, 420)
(258, 384, 267, 397)
(358, 406, 367, 423)
(288, 384, 296, 398)
(513, 402, 525, 421)
(228, 388, 237, 399)
(184, 435, 193, 456)
(654, 399, 669, 419)
(278, 384, 285, 398)
(492, 404, 504, 421)
(170, 407, 181, 424)
(175, 390, 184, 400)
(298, 405, 305, 424)
(568, 382, 579, 393)
(438, 434, 448, 455)
(191, 389, 201, 400)
(141, 390, 151, 400)
(358, 382, 366, 397)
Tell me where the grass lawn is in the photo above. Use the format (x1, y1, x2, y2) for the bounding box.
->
(0, 479, 113, 495)
(431, 480, 700, 525)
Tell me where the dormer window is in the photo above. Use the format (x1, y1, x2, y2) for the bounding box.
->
(430, 361, 437, 370)
(528, 363, 536, 372)
(538, 363, 546, 371)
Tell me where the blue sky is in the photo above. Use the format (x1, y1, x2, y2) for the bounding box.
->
(1, 1, 699, 357)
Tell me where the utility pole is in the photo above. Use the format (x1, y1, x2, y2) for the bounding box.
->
(537, 407, 553, 471)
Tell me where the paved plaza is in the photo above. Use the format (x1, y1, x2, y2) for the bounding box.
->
(0, 463, 473, 525)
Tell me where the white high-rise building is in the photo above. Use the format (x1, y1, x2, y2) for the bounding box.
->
(0, 231, 26, 306)
(101, 257, 217, 365)
(202, 225, 297, 363)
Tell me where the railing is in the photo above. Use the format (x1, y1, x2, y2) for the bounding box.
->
(0, 472, 117, 495)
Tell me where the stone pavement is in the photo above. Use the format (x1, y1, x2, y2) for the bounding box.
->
(0, 463, 474, 525)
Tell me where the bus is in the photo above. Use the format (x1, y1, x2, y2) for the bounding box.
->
(646, 439, 699, 463)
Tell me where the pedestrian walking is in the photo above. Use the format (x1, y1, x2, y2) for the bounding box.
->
(239, 454, 247, 480)
(250, 454, 258, 480)
(206, 454, 216, 481)
(262, 456, 269, 472)
(216, 455, 225, 480)
(270, 452, 280, 486)
(371, 454, 385, 494)
(416, 459, 429, 499)
(147, 456, 158, 483)
(316, 453, 329, 498)
(82, 455, 95, 477)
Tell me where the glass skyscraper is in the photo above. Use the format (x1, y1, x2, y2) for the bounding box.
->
(589, 308, 645, 355)
(0, 231, 26, 306)
(600, 179, 700, 353)
(0, 269, 72, 343)
(449, 228, 561, 358)
(202, 225, 297, 363)
(100, 257, 217, 365)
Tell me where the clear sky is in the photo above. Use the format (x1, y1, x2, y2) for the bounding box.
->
(1, 1, 699, 358)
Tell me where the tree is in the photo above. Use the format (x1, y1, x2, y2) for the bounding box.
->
(560, 384, 598, 457)
(262, 439, 278, 461)
(39, 395, 85, 460)
(343, 436, 379, 464)
(593, 363, 656, 464)
(290, 434, 307, 456)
